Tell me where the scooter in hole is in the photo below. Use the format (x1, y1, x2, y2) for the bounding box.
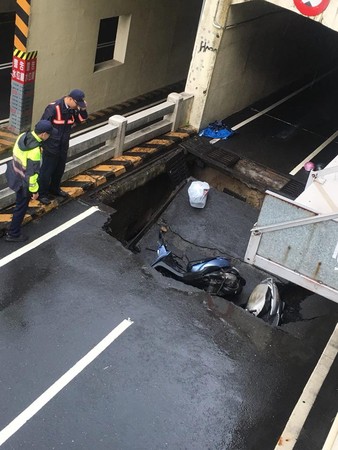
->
(246, 277, 284, 326)
(151, 231, 246, 298)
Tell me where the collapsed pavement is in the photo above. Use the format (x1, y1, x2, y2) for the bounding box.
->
(136, 179, 338, 348)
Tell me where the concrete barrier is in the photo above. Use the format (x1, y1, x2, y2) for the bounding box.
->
(0, 92, 193, 210)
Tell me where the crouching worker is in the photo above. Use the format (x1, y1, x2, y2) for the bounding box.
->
(5, 120, 57, 242)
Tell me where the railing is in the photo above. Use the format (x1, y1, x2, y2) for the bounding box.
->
(0, 92, 193, 210)
(245, 190, 338, 303)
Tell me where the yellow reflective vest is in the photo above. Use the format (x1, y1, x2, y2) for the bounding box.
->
(6, 131, 42, 193)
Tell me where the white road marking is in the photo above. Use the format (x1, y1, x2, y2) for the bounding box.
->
(232, 77, 325, 131)
(322, 412, 338, 450)
(231, 72, 338, 175)
(0, 318, 133, 447)
(289, 130, 338, 175)
(0, 206, 99, 268)
(275, 323, 338, 449)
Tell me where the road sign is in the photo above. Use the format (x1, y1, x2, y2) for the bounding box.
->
(294, 0, 330, 16)
(9, 49, 37, 133)
(12, 51, 37, 84)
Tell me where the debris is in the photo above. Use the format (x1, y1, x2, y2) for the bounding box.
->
(199, 120, 234, 140)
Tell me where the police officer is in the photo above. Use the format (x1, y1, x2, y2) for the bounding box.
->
(38, 89, 88, 205)
(5, 120, 57, 242)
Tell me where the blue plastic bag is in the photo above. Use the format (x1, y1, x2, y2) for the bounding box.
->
(199, 121, 234, 140)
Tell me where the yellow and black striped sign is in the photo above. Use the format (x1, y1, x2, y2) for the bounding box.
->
(14, 0, 31, 52)
(13, 48, 37, 60)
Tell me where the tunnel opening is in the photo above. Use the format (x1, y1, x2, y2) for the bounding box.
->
(198, 0, 338, 139)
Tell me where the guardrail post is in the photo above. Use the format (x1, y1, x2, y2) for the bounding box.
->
(109, 115, 128, 156)
(166, 93, 183, 131)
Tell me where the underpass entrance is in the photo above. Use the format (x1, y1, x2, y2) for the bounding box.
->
(187, 0, 338, 132)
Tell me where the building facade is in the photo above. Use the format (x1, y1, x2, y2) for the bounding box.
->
(0, 0, 203, 126)
(2, 0, 338, 132)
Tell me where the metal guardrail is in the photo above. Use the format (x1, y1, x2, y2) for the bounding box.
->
(245, 190, 338, 303)
(0, 92, 193, 210)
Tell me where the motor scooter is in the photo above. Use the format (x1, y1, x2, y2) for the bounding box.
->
(151, 232, 246, 297)
(245, 278, 284, 326)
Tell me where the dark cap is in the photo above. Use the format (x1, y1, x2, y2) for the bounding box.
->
(69, 89, 86, 108)
(34, 120, 57, 137)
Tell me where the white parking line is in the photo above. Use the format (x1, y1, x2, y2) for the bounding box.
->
(289, 130, 338, 175)
(275, 323, 338, 449)
(0, 206, 99, 268)
(0, 318, 133, 447)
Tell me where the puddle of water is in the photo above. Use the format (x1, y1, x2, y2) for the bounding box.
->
(279, 283, 312, 324)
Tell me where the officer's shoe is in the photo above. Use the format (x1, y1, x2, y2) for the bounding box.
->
(39, 196, 51, 205)
(50, 189, 69, 198)
(5, 233, 28, 242)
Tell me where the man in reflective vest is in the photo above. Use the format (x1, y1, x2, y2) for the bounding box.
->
(38, 89, 88, 205)
(5, 120, 57, 242)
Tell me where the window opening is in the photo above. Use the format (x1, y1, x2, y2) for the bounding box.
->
(94, 15, 131, 72)
(95, 16, 119, 65)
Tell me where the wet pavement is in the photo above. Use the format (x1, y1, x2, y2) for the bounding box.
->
(206, 67, 338, 189)
(0, 68, 337, 449)
(0, 179, 335, 448)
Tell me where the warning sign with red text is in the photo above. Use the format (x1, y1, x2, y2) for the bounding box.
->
(11, 50, 37, 84)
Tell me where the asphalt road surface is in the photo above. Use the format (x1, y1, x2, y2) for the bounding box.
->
(1, 61, 338, 450)
(216, 68, 338, 186)
(0, 189, 337, 449)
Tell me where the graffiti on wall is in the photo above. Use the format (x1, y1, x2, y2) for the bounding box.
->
(198, 40, 217, 53)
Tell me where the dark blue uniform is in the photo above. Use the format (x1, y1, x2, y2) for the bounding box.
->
(39, 97, 88, 197)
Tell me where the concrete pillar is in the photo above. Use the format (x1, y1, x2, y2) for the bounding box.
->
(166, 93, 183, 131)
(9, 0, 36, 133)
(109, 115, 128, 157)
(185, 0, 231, 131)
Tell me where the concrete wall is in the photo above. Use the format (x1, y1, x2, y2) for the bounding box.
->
(0, 0, 16, 13)
(201, 0, 338, 128)
(28, 0, 202, 123)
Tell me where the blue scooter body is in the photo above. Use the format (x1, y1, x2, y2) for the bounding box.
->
(189, 257, 231, 273)
(152, 236, 245, 296)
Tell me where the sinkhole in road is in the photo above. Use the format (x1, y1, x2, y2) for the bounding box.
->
(99, 157, 328, 328)
(102, 172, 178, 251)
